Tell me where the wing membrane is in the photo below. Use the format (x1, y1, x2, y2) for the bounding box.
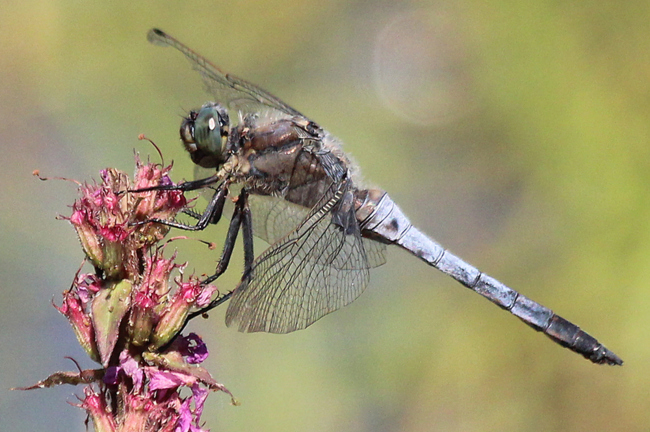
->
(194, 165, 331, 245)
(148, 28, 303, 119)
(248, 194, 311, 244)
(361, 237, 387, 268)
(225, 181, 377, 333)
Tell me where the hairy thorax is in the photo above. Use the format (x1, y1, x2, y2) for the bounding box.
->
(226, 116, 350, 209)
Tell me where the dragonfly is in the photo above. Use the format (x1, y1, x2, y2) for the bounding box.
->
(145, 28, 622, 365)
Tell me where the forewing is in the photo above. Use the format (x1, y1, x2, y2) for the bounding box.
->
(148, 29, 304, 119)
(225, 181, 374, 333)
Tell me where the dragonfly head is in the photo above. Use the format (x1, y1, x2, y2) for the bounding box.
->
(180, 102, 230, 168)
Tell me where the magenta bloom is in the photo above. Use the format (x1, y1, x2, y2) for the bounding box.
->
(176, 333, 209, 364)
(22, 156, 235, 432)
(66, 157, 187, 280)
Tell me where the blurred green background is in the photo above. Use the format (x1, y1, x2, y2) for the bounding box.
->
(1, 1, 648, 431)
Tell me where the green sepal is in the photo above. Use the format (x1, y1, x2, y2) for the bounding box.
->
(92, 279, 133, 366)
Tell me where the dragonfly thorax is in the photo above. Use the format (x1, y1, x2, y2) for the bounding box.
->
(181, 102, 230, 168)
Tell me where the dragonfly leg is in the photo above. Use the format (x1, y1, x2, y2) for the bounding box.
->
(188, 190, 253, 319)
(128, 174, 220, 193)
(144, 181, 229, 231)
(240, 189, 254, 274)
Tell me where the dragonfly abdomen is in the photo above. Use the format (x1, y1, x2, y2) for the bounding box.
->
(356, 190, 622, 365)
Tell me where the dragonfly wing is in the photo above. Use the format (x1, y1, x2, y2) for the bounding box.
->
(225, 181, 375, 333)
(148, 29, 304, 120)
(248, 194, 310, 244)
(248, 193, 386, 265)
(361, 237, 387, 268)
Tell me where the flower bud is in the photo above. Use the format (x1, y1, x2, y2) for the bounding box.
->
(80, 387, 117, 432)
(149, 277, 202, 350)
(55, 289, 100, 363)
(92, 279, 133, 366)
(129, 251, 182, 347)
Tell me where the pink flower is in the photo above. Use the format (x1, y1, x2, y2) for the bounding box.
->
(150, 277, 218, 351)
(66, 159, 186, 280)
(28, 154, 233, 432)
(55, 288, 99, 363)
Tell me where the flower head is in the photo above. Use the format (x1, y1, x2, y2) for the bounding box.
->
(24, 154, 232, 432)
(67, 158, 187, 279)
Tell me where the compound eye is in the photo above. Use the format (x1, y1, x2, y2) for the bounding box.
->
(181, 103, 229, 168)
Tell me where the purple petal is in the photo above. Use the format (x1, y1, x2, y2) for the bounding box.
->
(148, 370, 195, 391)
(177, 333, 209, 364)
(149, 371, 184, 391)
(160, 175, 173, 186)
(103, 366, 120, 385)
(191, 384, 209, 421)
(175, 399, 193, 432)
(120, 352, 144, 391)
(75, 274, 101, 306)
